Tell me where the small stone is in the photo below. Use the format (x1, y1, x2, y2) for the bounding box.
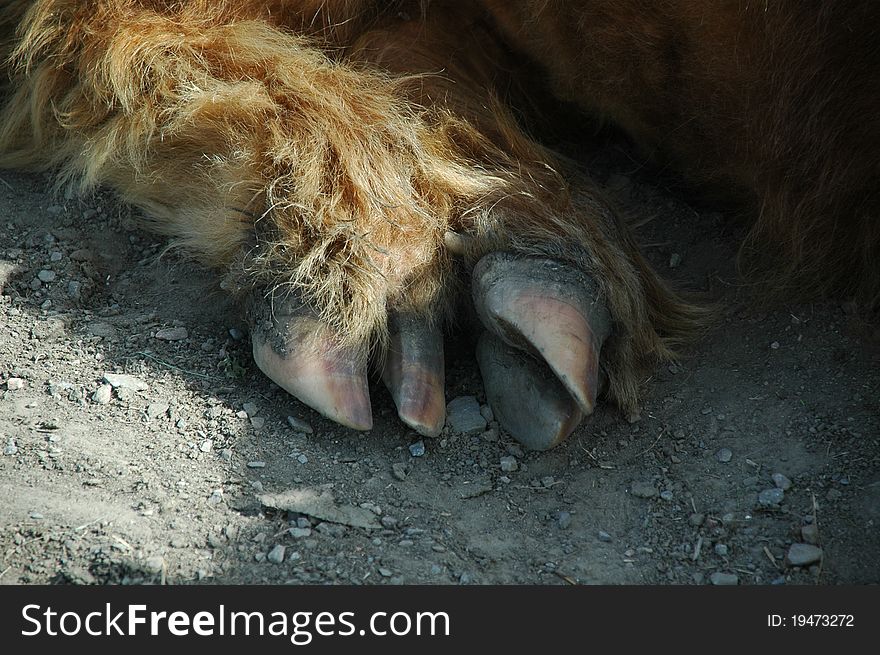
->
(380, 516, 398, 528)
(199, 440, 213, 453)
(50, 251, 63, 262)
(714, 544, 729, 556)
(392, 463, 408, 481)
(176, 418, 188, 429)
(716, 448, 733, 463)
(786, 543, 823, 567)
(247, 461, 266, 469)
(689, 513, 705, 526)
(826, 488, 843, 502)
(144, 556, 165, 574)
(3, 439, 17, 456)
(250, 416, 266, 431)
(29, 512, 44, 520)
(288, 527, 312, 539)
(446, 396, 487, 435)
(92, 384, 113, 404)
(597, 530, 612, 543)
(70, 248, 94, 262)
(409, 441, 426, 457)
(286, 416, 313, 433)
(758, 488, 785, 507)
(296, 454, 308, 465)
(770, 341, 780, 349)
(660, 490, 674, 501)
(228, 328, 244, 341)
(207, 489, 224, 505)
(772, 473, 792, 490)
(155, 327, 188, 341)
(296, 518, 311, 529)
(499, 456, 519, 472)
(37, 270, 56, 283)
(801, 524, 820, 545)
(378, 568, 393, 578)
(5, 378, 24, 391)
(267, 545, 286, 564)
(67, 281, 82, 299)
(555, 511, 571, 530)
(242, 402, 259, 417)
(480, 428, 499, 442)
(710, 572, 739, 586)
(630, 481, 658, 499)
(102, 373, 148, 391)
(669, 253, 682, 268)
(146, 403, 169, 419)
(479, 404, 494, 423)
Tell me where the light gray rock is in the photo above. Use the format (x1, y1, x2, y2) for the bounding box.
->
(102, 373, 148, 391)
(155, 327, 188, 341)
(786, 543, 823, 567)
(92, 384, 113, 404)
(446, 396, 487, 435)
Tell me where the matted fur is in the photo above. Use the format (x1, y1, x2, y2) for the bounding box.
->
(3, 0, 871, 417)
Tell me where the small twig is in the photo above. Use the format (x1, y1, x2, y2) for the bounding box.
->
(127, 351, 220, 381)
(635, 429, 666, 457)
(692, 536, 703, 562)
(763, 546, 781, 571)
(553, 571, 578, 585)
(0, 176, 13, 191)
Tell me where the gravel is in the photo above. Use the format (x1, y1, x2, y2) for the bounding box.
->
(499, 456, 518, 472)
(630, 481, 658, 499)
(710, 572, 739, 586)
(758, 488, 785, 507)
(597, 530, 612, 542)
(287, 416, 313, 434)
(37, 270, 56, 283)
(446, 396, 487, 435)
(288, 527, 312, 539)
(102, 373, 148, 391)
(716, 448, 733, 463)
(786, 543, 823, 567)
(3, 439, 17, 456)
(267, 545, 286, 564)
(408, 441, 425, 457)
(155, 327, 188, 341)
(92, 384, 113, 404)
(5, 378, 24, 391)
(772, 473, 793, 490)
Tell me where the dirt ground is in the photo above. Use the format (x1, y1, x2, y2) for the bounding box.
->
(1, 142, 878, 586)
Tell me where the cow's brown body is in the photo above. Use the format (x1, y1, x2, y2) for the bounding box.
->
(1, 1, 876, 423)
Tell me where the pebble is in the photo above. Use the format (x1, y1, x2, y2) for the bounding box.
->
(250, 417, 266, 431)
(554, 511, 571, 530)
(446, 396, 487, 435)
(392, 463, 408, 481)
(758, 488, 785, 506)
(716, 448, 733, 463)
(102, 373, 148, 391)
(29, 512, 44, 520)
(630, 481, 658, 499)
(688, 513, 705, 526)
(378, 568, 393, 578)
(295, 518, 311, 529)
(499, 456, 519, 472)
(247, 461, 266, 469)
(479, 404, 494, 423)
(155, 327, 188, 341)
(770, 341, 780, 349)
(801, 524, 820, 545)
(37, 270, 56, 283)
(50, 251, 63, 262)
(660, 490, 674, 501)
(267, 545, 286, 564)
(199, 440, 213, 453)
(67, 281, 82, 299)
(597, 530, 612, 543)
(228, 328, 244, 341)
(669, 253, 682, 268)
(380, 516, 398, 528)
(710, 572, 739, 586)
(70, 248, 93, 261)
(772, 473, 792, 490)
(786, 543, 823, 567)
(286, 416, 313, 434)
(3, 439, 17, 456)
(826, 488, 843, 502)
(714, 544, 729, 556)
(144, 556, 165, 574)
(92, 384, 113, 404)
(296, 454, 308, 465)
(409, 441, 426, 457)
(146, 403, 168, 419)
(242, 402, 259, 417)
(288, 527, 312, 539)
(6, 377, 25, 391)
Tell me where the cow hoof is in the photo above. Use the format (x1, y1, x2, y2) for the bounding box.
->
(472, 252, 611, 450)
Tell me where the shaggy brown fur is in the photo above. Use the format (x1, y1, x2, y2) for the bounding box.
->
(1, 1, 875, 415)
